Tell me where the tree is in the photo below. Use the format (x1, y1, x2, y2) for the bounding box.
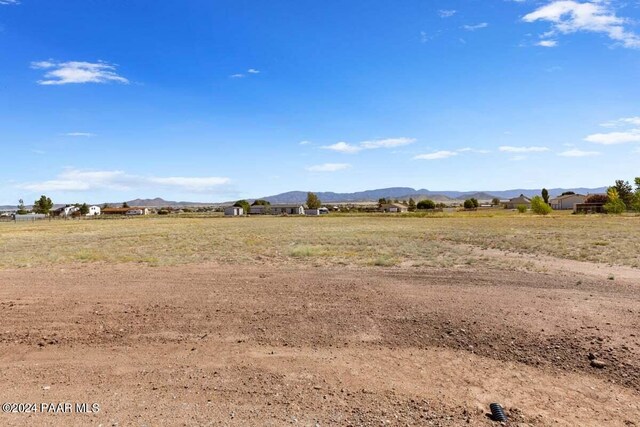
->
(613, 180, 633, 207)
(32, 195, 54, 214)
(233, 200, 250, 214)
(632, 177, 640, 212)
(604, 188, 626, 214)
(491, 197, 500, 206)
(470, 198, 479, 208)
(102, 203, 109, 209)
(79, 203, 89, 215)
(17, 199, 28, 215)
(122, 202, 130, 208)
(252, 199, 270, 206)
(417, 199, 436, 210)
(378, 198, 388, 206)
(463, 199, 476, 209)
(541, 188, 549, 205)
(560, 191, 575, 196)
(531, 195, 552, 215)
(306, 192, 321, 209)
(408, 198, 416, 212)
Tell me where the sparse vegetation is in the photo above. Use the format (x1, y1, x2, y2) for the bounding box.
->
(417, 199, 436, 210)
(531, 195, 552, 215)
(517, 205, 527, 213)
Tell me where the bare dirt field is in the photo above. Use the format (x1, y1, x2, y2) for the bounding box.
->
(0, 214, 639, 426)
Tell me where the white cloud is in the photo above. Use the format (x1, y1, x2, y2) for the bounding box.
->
(31, 60, 129, 85)
(523, 1, 640, 49)
(462, 23, 488, 31)
(306, 163, 351, 172)
(321, 142, 362, 154)
(299, 140, 311, 145)
(360, 137, 416, 149)
(322, 137, 416, 154)
(17, 169, 230, 193)
(64, 132, 95, 137)
(558, 149, 600, 157)
(600, 116, 640, 127)
(247, 68, 260, 74)
(537, 39, 558, 47)
(0, 0, 19, 4)
(413, 150, 458, 160)
(457, 147, 490, 154)
(439, 10, 456, 18)
(499, 146, 550, 152)
(585, 130, 640, 144)
(230, 73, 245, 78)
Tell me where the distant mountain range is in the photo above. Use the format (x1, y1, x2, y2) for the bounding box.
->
(0, 187, 608, 210)
(258, 186, 608, 204)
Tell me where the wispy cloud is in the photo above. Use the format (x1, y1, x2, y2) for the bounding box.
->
(439, 10, 456, 18)
(321, 137, 415, 154)
(413, 150, 458, 160)
(31, 60, 129, 85)
(558, 149, 600, 157)
(17, 169, 230, 193)
(64, 132, 95, 137)
(585, 130, 640, 145)
(299, 140, 311, 145)
(230, 68, 261, 79)
(321, 142, 362, 154)
(457, 147, 490, 154)
(523, 1, 640, 49)
(536, 40, 558, 47)
(499, 146, 550, 153)
(600, 116, 640, 127)
(306, 163, 351, 172)
(0, 0, 19, 5)
(462, 23, 488, 31)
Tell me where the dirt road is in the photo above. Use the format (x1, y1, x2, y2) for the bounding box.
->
(1, 264, 638, 426)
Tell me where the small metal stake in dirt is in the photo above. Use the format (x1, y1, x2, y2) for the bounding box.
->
(489, 403, 508, 422)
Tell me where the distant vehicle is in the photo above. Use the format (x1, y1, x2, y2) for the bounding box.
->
(319, 207, 329, 214)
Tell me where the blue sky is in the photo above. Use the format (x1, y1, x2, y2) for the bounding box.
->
(1, 0, 640, 204)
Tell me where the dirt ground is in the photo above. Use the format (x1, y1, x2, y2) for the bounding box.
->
(0, 262, 638, 426)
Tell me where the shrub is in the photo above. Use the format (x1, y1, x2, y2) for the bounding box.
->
(604, 188, 625, 214)
(531, 196, 552, 215)
(516, 205, 527, 213)
(463, 199, 475, 209)
(417, 199, 436, 210)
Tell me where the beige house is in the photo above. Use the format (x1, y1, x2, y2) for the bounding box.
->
(550, 194, 586, 210)
(504, 194, 531, 209)
(250, 204, 304, 215)
(224, 206, 244, 216)
(380, 203, 408, 213)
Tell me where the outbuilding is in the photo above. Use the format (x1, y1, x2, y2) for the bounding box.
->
(550, 194, 586, 210)
(380, 203, 408, 213)
(224, 206, 244, 216)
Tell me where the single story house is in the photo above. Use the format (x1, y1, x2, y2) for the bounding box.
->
(550, 194, 586, 210)
(102, 207, 149, 215)
(504, 194, 532, 210)
(270, 204, 305, 215)
(87, 206, 101, 216)
(224, 206, 244, 216)
(380, 203, 408, 213)
(52, 205, 80, 217)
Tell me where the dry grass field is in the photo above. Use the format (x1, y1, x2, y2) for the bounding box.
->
(1, 211, 639, 269)
(1, 212, 639, 426)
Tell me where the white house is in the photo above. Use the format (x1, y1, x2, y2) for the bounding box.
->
(224, 206, 244, 216)
(304, 209, 320, 216)
(87, 206, 101, 216)
(251, 204, 304, 215)
(61, 206, 79, 217)
(550, 194, 586, 210)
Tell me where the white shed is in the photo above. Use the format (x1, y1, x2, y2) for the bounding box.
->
(224, 206, 244, 216)
(88, 206, 101, 216)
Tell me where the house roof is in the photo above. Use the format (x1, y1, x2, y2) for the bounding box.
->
(550, 194, 585, 201)
(508, 194, 531, 203)
(382, 203, 408, 209)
